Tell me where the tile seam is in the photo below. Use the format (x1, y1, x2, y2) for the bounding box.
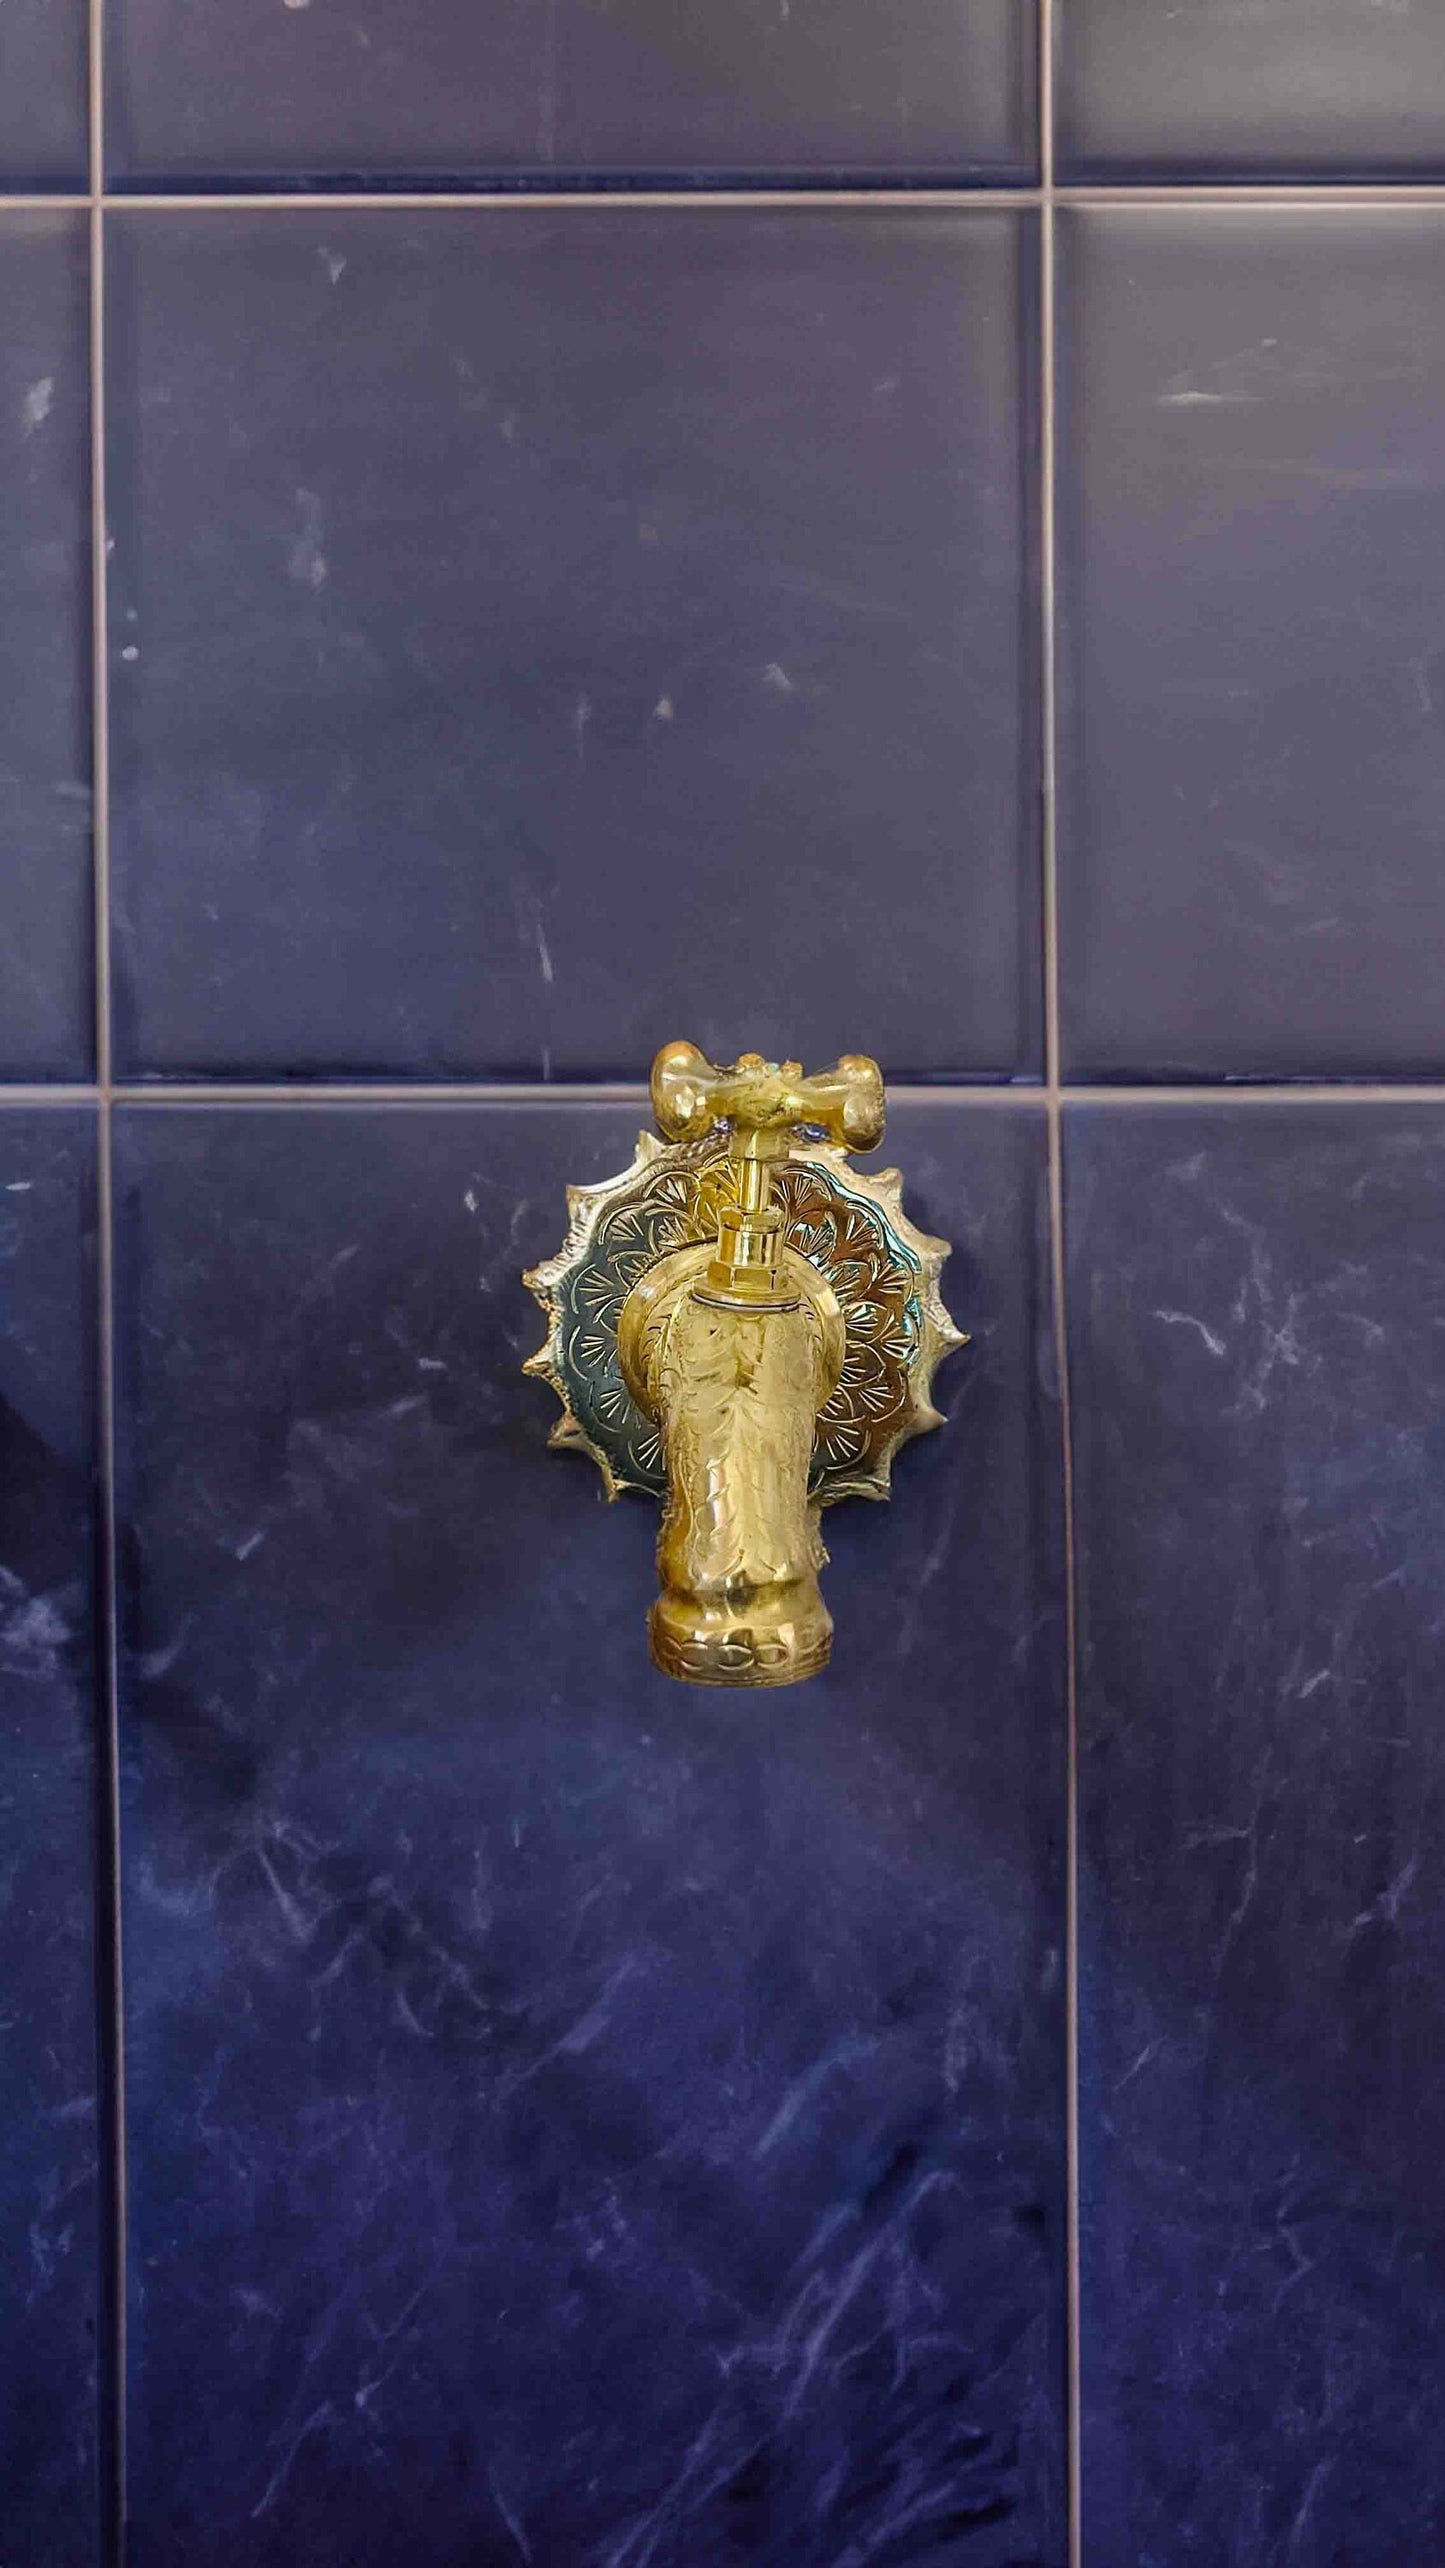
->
(87, 0, 126, 2553)
(2, 1083, 1445, 1107)
(1038, 3, 1084, 2561)
(17, 185, 1445, 215)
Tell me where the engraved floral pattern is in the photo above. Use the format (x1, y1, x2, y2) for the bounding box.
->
(528, 1133, 954, 1506)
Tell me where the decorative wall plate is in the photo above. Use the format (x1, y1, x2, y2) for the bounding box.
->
(525, 1126, 963, 1509)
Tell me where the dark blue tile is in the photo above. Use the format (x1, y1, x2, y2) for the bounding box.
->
(107, 207, 1040, 1084)
(1058, 210, 1445, 1083)
(1058, 0, 1445, 179)
(0, 1, 86, 190)
(107, 0, 1034, 187)
(115, 1097, 1064, 2566)
(0, 1108, 101, 2563)
(0, 214, 92, 1080)
(1067, 1103, 1445, 2566)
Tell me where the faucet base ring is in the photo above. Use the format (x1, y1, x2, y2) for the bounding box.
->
(649, 1600, 833, 1689)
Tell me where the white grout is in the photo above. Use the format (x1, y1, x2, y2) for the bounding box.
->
(86, 0, 127, 2553)
(1037, 4, 1084, 2560)
(6, 1080, 1445, 1109)
(14, 183, 1445, 217)
(103, 186, 1039, 211)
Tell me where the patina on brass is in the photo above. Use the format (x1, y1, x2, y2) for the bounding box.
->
(524, 1042, 966, 1687)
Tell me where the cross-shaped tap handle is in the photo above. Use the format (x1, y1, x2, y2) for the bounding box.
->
(651, 1041, 885, 1157)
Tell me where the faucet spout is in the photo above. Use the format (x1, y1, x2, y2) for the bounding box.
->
(644, 1282, 834, 1687)
(620, 1045, 875, 1685)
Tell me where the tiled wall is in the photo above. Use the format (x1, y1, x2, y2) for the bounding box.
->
(4, 5, 1445, 2564)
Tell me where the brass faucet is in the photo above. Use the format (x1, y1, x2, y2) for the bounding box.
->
(525, 1043, 965, 1686)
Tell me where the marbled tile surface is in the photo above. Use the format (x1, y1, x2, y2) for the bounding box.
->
(0, 214, 92, 1080)
(1058, 0, 1445, 178)
(1057, 210, 1445, 1082)
(0, 1110, 100, 2563)
(1066, 1105, 1445, 2566)
(0, 0, 87, 189)
(106, 208, 1039, 1083)
(114, 1099, 1064, 2566)
(107, 0, 1034, 186)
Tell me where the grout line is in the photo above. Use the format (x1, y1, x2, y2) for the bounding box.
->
(1059, 183, 1445, 207)
(1037, 5, 1084, 2561)
(9, 1079, 1445, 1108)
(1051, 187, 1445, 208)
(92, 1036, 125, 2568)
(110, 1082, 655, 1107)
(1022, 1082, 1445, 1105)
(110, 1080, 1046, 1107)
(1039, 128, 1059, 1100)
(92, 1082, 1445, 1105)
(4, 183, 1445, 217)
(0, 1086, 104, 1104)
(100, 186, 1045, 212)
(1039, 0, 1054, 201)
(90, 202, 112, 1093)
(1049, 1090, 1084, 2568)
(87, 0, 127, 2557)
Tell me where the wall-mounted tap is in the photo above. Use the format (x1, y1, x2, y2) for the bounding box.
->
(525, 1043, 965, 1686)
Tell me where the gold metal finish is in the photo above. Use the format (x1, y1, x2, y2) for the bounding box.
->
(524, 1044, 966, 1687)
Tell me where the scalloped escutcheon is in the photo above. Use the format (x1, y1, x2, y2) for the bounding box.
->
(524, 1130, 966, 1508)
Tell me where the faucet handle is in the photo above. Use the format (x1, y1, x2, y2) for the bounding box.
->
(650, 1041, 885, 1156)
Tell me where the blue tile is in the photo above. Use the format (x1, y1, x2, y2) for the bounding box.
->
(1059, 210, 1445, 1082)
(0, 1, 87, 190)
(1067, 1103, 1445, 2566)
(0, 214, 92, 1080)
(115, 1098, 1064, 2565)
(107, 0, 1034, 187)
(1059, 0, 1445, 179)
(108, 208, 1039, 1085)
(0, 1108, 101, 2563)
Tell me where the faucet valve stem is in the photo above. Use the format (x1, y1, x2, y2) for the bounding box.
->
(651, 1041, 885, 1317)
(698, 1131, 797, 1309)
